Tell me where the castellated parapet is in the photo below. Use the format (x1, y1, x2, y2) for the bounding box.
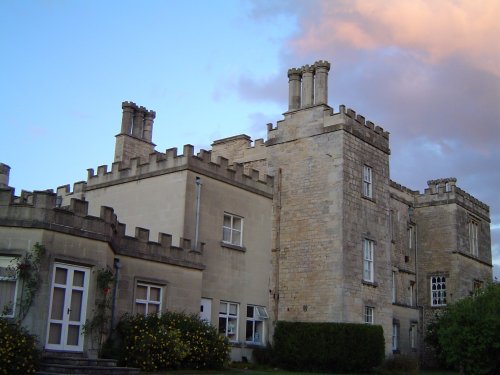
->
(55, 144, 273, 199)
(414, 178, 490, 221)
(0, 187, 204, 269)
(267, 103, 390, 155)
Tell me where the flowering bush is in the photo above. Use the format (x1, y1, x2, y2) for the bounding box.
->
(0, 318, 40, 374)
(114, 312, 230, 371)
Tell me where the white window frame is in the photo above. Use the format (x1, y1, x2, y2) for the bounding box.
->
(410, 323, 417, 349)
(135, 282, 162, 315)
(363, 239, 374, 282)
(392, 323, 399, 351)
(0, 256, 18, 318)
(408, 224, 415, 250)
(430, 276, 446, 306)
(363, 165, 373, 198)
(219, 301, 239, 341)
(391, 271, 396, 303)
(409, 282, 415, 307)
(222, 213, 243, 247)
(364, 306, 374, 324)
(245, 305, 268, 345)
(468, 219, 479, 256)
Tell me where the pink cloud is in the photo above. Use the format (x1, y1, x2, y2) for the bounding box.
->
(290, 0, 500, 76)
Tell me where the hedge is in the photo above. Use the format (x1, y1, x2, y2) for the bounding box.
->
(273, 321, 384, 373)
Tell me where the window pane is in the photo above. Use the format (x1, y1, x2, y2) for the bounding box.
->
(247, 306, 254, 318)
(223, 215, 232, 227)
(136, 285, 147, 300)
(136, 303, 146, 315)
(233, 217, 242, 231)
(150, 287, 161, 302)
(66, 325, 80, 346)
(232, 231, 241, 245)
(222, 227, 231, 242)
(218, 317, 227, 335)
(72, 271, 85, 287)
(69, 290, 83, 321)
(48, 323, 62, 345)
(219, 302, 228, 314)
(229, 303, 237, 315)
(148, 303, 160, 314)
(0, 280, 16, 314)
(54, 267, 67, 285)
(51, 287, 65, 320)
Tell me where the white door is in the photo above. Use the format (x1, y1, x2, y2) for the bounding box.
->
(200, 298, 212, 323)
(46, 263, 90, 351)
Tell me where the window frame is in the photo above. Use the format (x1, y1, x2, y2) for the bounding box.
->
(430, 276, 447, 307)
(364, 306, 374, 324)
(0, 256, 18, 318)
(222, 213, 244, 247)
(392, 322, 399, 351)
(245, 305, 268, 345)
(362, 165, 373, 198)
(363, 239, 374, 282)
(219, 301, 239, 342)
(468, 219, 479, 256)
(135, 282, 163, 316)
(391, 271, 396, 303)
(410, 323, 418, 350)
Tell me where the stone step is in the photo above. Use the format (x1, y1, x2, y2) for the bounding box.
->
(37, 363, 140, 375)
(41, 355, 117, 367)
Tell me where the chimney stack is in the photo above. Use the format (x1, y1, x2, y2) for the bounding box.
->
(0, 163, 10, 188)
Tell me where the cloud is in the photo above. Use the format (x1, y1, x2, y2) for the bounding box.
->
(289, 0, 500, 77)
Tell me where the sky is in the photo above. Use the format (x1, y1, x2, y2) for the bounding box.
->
(0, 0, 499, 278)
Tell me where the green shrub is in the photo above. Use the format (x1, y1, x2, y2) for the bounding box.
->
(114, 311, 230, 371)
(0, 318, 40, 374)
(376, 354, 419, 374)
(426, 283, 500, 375)
(273, 321, 384, 373)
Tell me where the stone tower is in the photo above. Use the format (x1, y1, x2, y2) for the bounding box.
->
(267, 60, 393, 350)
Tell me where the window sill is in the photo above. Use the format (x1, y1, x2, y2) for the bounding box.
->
(362, 195, 376, 203)
(362, 280, 378, 288)
(221, 242, 246, 252)
(244, 342, 266, 348)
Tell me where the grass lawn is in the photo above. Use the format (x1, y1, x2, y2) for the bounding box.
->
(144, 368, 459, 375)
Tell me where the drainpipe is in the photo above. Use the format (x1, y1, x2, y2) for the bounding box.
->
(194, 177, 202, 250)
(110, 258, 121, 332)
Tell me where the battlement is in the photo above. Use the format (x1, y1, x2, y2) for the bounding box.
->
(415, 178, 489, 220)
(390, 180, 419, 195)
(85, 144, 273, 196)
(0, 187, 204, 269)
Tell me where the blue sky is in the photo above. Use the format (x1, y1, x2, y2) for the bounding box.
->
(1, 0, 499, 278)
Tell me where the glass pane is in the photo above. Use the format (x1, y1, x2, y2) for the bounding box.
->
(233, 217, 242, 231)
(136, 303, 146, 315)
(229, 303, 237, 315)
(228, 317, 237, 337)
(223, 215, 231, 227)
(0, 280, 16, 311)
(219, 302, 227, 314)
(150, 287, 161, 302)
(55, 267, 67, 285)
(148, 303, 160, 314)
(48, 323, 62, 344)
(232, 231, 241, 245)
(222, 227, 231, 242)
(72, 271, 85, 287)
(69, 290, 83, 321)
(247, 306, 254, 318)
(218, 317, 227, 335)
(254, 321, 263, 343)
(136, 285, 147, 300)
(246, 320, 254, 341)
(66, 325, 80, 346)
(51, 287, 65, 320)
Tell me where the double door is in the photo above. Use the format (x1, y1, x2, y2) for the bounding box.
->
(46, 263, 89, 351)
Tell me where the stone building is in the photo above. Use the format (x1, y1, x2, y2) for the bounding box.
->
(0, 60, 492, 363)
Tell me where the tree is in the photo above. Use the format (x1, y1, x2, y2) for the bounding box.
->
(427, 283, 500, 375)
